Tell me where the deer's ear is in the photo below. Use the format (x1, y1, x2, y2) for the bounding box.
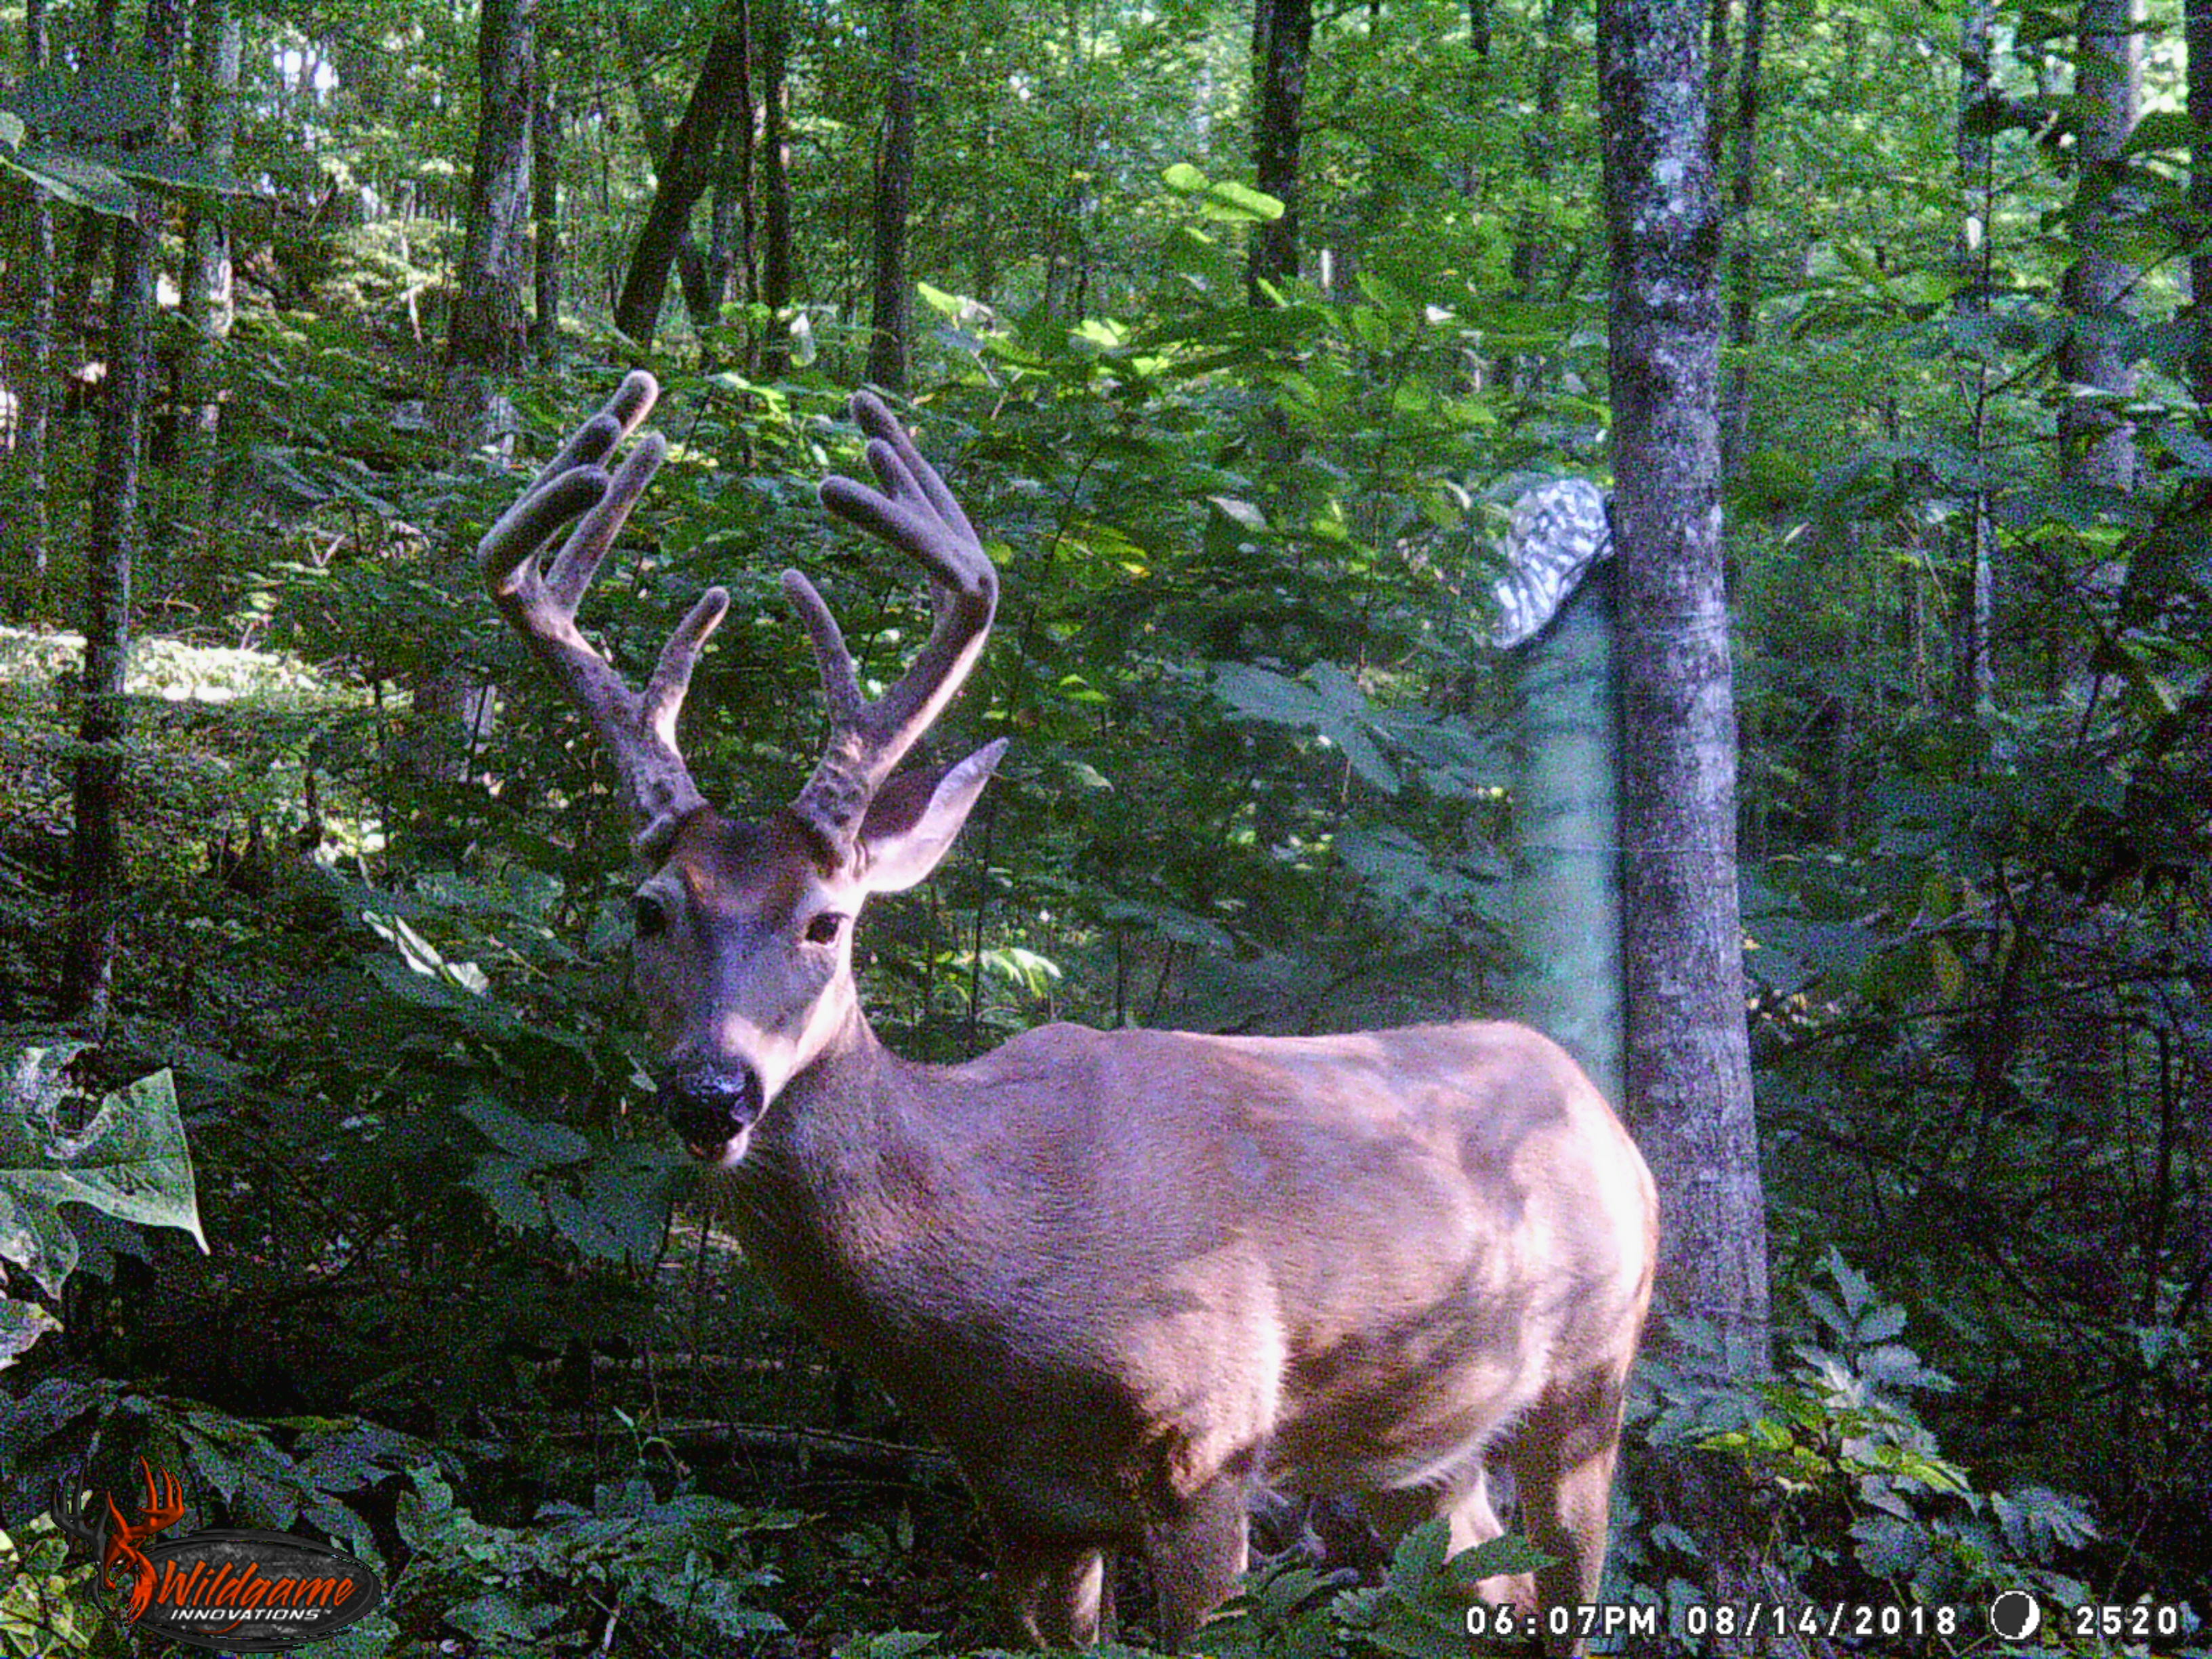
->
(857, 739, 1008, 895)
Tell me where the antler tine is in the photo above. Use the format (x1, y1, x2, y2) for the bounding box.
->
(142, 1462, 185, 1528)
(52, 1467, 107, 1559)
(791, 394, 998, 846)
(478, 370, 729, 854)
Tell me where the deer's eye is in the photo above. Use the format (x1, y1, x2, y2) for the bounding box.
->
(803, 912, 845, 946)
(634, 893, 671, 939)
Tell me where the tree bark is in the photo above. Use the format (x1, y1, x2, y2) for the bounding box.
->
(1599, 0, 1781, 1635)
(1510, 0, 1571, 297)
(417, 0, 535, 819)
(2184, 0, 2211, 417)
(9, 0, 55, 614)
(444, 0, 536, 424)
(1602, 0, 1765, 1376)
(1246, 0, 1313, 302)
(61, 0, 122, 348)
(1953, 0, 1998, 712)
(865, 0, 918, 389)
(64, 0, 186, 1021)
(705, 1, 755, 354)
(758, 0, 797, 374)
(613, 11, 750, 349)
(176, 0, 240, 601)
(1716, 0, 1763, 476)
(531, 76, 562, 359)
(2056, 0, 2142, 495)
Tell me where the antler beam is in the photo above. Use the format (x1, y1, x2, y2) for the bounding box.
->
(790, 393, 998, 849)
(477, 370, 727, 853)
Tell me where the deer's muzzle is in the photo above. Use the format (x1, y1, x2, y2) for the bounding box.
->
(659, 1064, 764, 1159)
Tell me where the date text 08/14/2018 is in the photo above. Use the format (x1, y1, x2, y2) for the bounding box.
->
(1465, 1599, 1961, 1647)
(1469, 1597, 2199, 1648)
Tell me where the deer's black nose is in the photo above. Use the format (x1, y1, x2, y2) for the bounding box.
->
(658, 1065, 762, 1157)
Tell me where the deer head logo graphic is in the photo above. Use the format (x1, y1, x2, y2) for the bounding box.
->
(53, 1459, 187, 1623)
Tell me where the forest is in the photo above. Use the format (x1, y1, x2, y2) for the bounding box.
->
(0, 0, 2206, 1649)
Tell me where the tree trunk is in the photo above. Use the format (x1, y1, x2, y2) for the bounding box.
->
(9, 0, 55, 615)
(614, 11, 750, 349)
(1716, 0, 1763, 476)
(722, 0, 761, 350)
(418, 0, 535, 819)
(1510, 0, 1570, 296)
(758, 0, 797, 375)
(1599, 0, 1783, 1638)
(705, 2, 754, 351)
(443, 0, 536, 428)
(1245, 0, 1312, 302)
(865, 0, 918, 390)
(2184, 0, 2211, 417)
(615, 9, 677, 160)
(612, 5, 720, 338)
(531, 77, 562, 359)
(64, 0, 186, 1021)
(61, 0, 122, 348)
(2056, 0, 2142, 495)
(176, 0, 239, 602)
(1953, 0, 1997, 712)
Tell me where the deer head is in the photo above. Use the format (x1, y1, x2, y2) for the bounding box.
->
(477, 374, 1002, 1162)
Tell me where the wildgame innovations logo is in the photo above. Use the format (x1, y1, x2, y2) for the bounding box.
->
(52, 1459, 384, 1652)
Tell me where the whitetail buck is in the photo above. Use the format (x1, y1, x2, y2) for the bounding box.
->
(478, 371, 1657, 1656)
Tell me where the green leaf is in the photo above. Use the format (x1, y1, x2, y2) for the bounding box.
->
(1212, 662, 1401, 794)
(465, 1154, 546, 1233)
(1203, 178, 1283, 224)
(1850, 1512, 1926, 1577)
(455, 1095, 590, 1166)
(364, 911, 491, 994)
(0, 1298, 63, 1368)
(0, 146, 138, 216)
(1, 1051, 208, 1307)
(109, 142, 251, 195)
(1388, 1518, 1450, 1583)
(1103, 899, 1234, 954)
(830, 1633, 941, 1659)
(1158, 161, 1283, 223)
(916, 279, 965, 318)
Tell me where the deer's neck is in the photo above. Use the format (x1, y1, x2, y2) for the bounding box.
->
(716, 1003, 964, 1326)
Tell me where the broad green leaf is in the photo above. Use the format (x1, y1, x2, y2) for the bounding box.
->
(0, 1298, 63, 1368)
(1849, 1512, 1925, 1577)
(109, 143, 251, 195)
(1212, 662, 1401, 794)
(915, 279, 968, 319)
(1206, 495, 1267, 531)
(1202, 178, 1282, 224)
(455, 1094, 590, 1165)
(1103, 899, 1233, 954)
(364, 910, 491, 994)
(0, 146, 138, 216)
(1, 1052, 207, 1309)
